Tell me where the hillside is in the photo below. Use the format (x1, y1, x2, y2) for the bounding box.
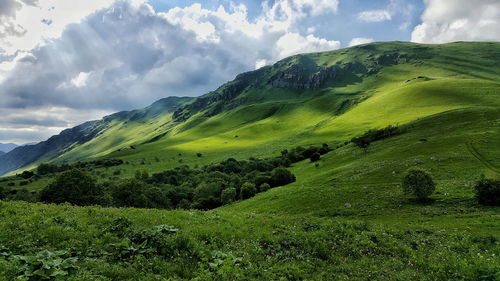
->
(2, 41, 500, 178)
(0, 143, 18, 154)
(0, 41, 499, 280)
(0, 97, 191, 175)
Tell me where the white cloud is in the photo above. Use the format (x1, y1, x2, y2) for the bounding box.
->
(277, 33, 340, 57)
(411, 0, 500, 43)
(348, 37, 374, 47)
(0, 1, 342, 142)
(70, 72, 90, 88)
(357, 10, 392, 22)
(255, 59, 267, 69)
(0, 0, 116, 55)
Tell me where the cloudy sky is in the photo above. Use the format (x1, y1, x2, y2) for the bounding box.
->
(0, 0, 499, 144)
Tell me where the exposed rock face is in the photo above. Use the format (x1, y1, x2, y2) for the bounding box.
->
(269, 64, 341, 90)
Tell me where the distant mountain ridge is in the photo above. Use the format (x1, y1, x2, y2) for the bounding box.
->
(0, 143, 18, 153)
(1, 41, 499, 176)
(0, 97, 191, 175)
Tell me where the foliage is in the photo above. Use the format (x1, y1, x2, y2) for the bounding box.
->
(402, 169, 436, 201)
(240, 182, 257, 199)
(474, 176, 500, 206)
(14, 250, 78, 280)
(40, 169, 103, 206)
(221, 188, 237, 205)
(352, 125, 401, 152)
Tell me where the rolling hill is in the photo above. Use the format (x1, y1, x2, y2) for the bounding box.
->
(1, 41, 499, 178)
(0, 41, 499, 279)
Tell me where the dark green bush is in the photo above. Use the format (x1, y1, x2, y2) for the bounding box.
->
(310, 153, 321, 162)
(240, 182, 257, 199)
(221, 188, 237, 205)
(271, 168, 296, 187)
(40, 169, 102, 206)
(474, 176, 500, 206)
(259, 183, 271, 192)
(402, 169, 436, 201)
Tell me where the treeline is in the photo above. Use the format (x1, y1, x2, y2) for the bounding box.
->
(4, 144, 331, 210)
(37, 159, 124, 175)
(351, 125, 402, 151)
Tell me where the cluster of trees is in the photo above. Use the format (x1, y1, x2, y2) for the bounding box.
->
(36, 144, 334, 209)
(280, 143, 330, 163)
(39, 158, 296, 210)
(351, 125, 402, 152)
(4, 144, 332, 209)
(37, 159, 124, 175)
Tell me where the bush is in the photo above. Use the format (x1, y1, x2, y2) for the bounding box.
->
(240, 182, 257, 199)
(40, 169, 102, 206)
(474, 176, 500, 206)
(19, 170, 34, 179)
(402, 169, 436, 201)
(259, 183, 271, 192)
(310, 153, 321, 162)
(221, 188, 237, 205)
(271, 168, 296, 187)
(110, 179, 167, 208)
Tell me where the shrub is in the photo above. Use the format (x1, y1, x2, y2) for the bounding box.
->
(40, 169, 102, 206)
(310, 153, 321, 162)
(271, 167, 296, 187)
(474, 176, 500, 206)
(259, 183, 271, 192)
(19, 170, 34, 179)
(110, 179, 166, 208)
(221, 188, 237, 205)
(402, 169, 436, 201)
(240, 182, 257, 199)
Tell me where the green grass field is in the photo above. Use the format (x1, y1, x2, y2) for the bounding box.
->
(0, 42, 499, 280)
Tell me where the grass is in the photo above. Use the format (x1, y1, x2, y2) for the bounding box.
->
(0, 41, 499, 280)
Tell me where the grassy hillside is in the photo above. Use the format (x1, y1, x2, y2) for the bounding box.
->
(0, 42, 499, 280)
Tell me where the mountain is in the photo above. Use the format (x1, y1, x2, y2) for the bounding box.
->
(0, 41, 499, 279)
(0, 96, 191, 175)
(1, 41, 499, 176)
(0, 143, 18, 153)
(0, 151, 5, 156)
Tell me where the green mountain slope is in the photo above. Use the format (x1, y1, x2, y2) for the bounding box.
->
(3, 41, 500, 178)
(0, 41, 499, 280)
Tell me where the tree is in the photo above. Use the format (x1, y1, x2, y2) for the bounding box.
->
(402, 169, 435, 201)
(351, 137, 370, 152)
(40, 169, 102, 206)
(259, 183, 271, 192)
(310, 153, 321, 162)
(474, 176, 500, 206)
(240, 182, 257, 199)
(110, 179, 164, 208)
(270, 167, 296, 187)
(221, 188, 237, 204)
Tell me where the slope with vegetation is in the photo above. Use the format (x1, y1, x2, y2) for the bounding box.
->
(0, 41, 499, 280)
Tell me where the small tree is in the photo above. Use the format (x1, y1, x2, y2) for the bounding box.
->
(402, 169, 436, 201)
(40, 169, 102, 206)
(240, 182, 257, 199)
(351, 137, 370, 152)
(270, 167, 296, 187)
(474, 176, 500, 206)
(259, 183, 271, 192)
(310, 153, 321, 162)
(221, 188, 237, 205)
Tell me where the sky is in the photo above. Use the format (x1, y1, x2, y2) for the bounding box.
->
(0, 0, 499, 144)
